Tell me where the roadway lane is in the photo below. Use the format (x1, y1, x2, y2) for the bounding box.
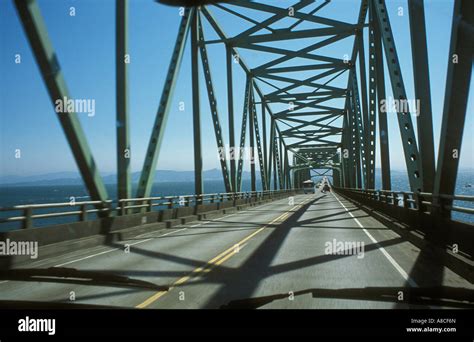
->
(143, 189, 473, 309)
(0, 194, 311, 307)
(0, 191, 471, 309)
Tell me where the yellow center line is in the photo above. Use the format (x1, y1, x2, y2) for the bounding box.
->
(135, 197, 312, 309)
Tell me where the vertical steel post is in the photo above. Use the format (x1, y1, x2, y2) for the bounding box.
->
(250, 89, 267, 190)
(408, 0, 436, 193)
(191, 10, 203, 197)
(357, 28, 370, 181)
(261, 103, 268, 187)
(116, 0, 131, 203)
(279, 135, 284, 189)
(433, 0, 473, 216)
(367, 3, 377, 189)
(249, 82, 256, 192)
(373, 0, 423, 192)
(236, 79, 251, 192)
(273, 125, 278, 190)
(268, 118, 275, 190)
(226, 45, 236, 192)
(350, 75, 366, 188)
(371, 0, 391, 190)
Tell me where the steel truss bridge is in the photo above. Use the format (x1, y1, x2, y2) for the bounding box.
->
(0, 0, 473, 309)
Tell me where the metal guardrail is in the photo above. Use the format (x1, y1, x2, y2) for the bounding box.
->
(0, 189, 297, 230)
(337, 188, 474, 217)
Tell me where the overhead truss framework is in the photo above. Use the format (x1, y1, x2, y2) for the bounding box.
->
(14, 0, 472, 218)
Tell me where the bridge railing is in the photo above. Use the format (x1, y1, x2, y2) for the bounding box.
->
(333, 187, 473, 282)
(117, 190, 290, 214)
(335, 188, 474, 219)
(0, 200, 114, 230)
(0, 189, 297, 230)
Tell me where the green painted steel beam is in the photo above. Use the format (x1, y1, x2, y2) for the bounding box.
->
(200, 6, 281, 191)
(266, 90, 347, 102)
(341, 100, 350, 187)
(231, 0, 313, 42)
(14, 0, 109, 203)
(291, 144, 341, 150)
(278, 113, 342, 126)
(275, 109, 344, 119)
(136, 8, 192, 198)
(226, 45, 236, 193)
(213, 3, 270, 29)
(268, 118, 276, 190)
(286, 136, 341, 148)
(261, 103, 268, 188)
(274, 132, 283, 189)
(281, 129, 343, 138)
(373, 0, 423, 192)
(197, 18, 232, 193)
(281, 122, 342, 135)
(116, 0, 131, 202)
(248, 42, 351, 68)
(285, 150, 292, 189)
(356, 27, 370, 186)
(250, 86, 268, 190)
(272, 96, 346, 117)
(249, 85, 257, 192)
(265, 68, 348, 98)
(349, 84, 362, 188)
(200, 7, 252, 75)
(289, 0, 331, 30)
(236, 79, 251, 192)
(367, 1, 377, 189)
(228, 0, 357, 28)
(252, 62, 347, 76)
(408, 0, 436, 193)
(230, 25, 362, 46)
(191, 10, 203, 197)
(433, 0, 473, 216)
(279, 134, 284, 189)
(371, 0, 391, 190)
(202, 1, 367, 189)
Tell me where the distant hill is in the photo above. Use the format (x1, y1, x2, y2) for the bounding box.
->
(0, 169, 257, 186)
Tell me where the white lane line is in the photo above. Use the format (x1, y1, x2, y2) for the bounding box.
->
(54, 196, 306, 268)
(332, 192, 418, 287)
(55, 228, 188, 267)
(0, 195, 306, 280)
(190, 221, 209, 227)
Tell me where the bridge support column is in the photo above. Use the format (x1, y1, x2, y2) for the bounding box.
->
(432, 0, 473, 217)
(191, 10, 203, 198)
(249, 81, 256, 192)
(226, 45, 236, 192)
(373, 0, 423, 192)
(116, 0, 131, 204)
(371, 0, 391, 190)
(408, 0, 436, 193)
(261, 103, 268, 189)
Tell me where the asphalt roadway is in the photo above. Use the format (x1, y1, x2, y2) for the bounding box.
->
(0, 190, 472, 309)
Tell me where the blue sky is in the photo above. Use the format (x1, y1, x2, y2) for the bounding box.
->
(0, 0, 472, 179)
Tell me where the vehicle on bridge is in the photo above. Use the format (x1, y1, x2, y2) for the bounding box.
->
(303, 180, 315, 194)
(321, 183, 331, 193)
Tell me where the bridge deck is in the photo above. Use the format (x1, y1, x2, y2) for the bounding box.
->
(0, 192, 471, 309)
